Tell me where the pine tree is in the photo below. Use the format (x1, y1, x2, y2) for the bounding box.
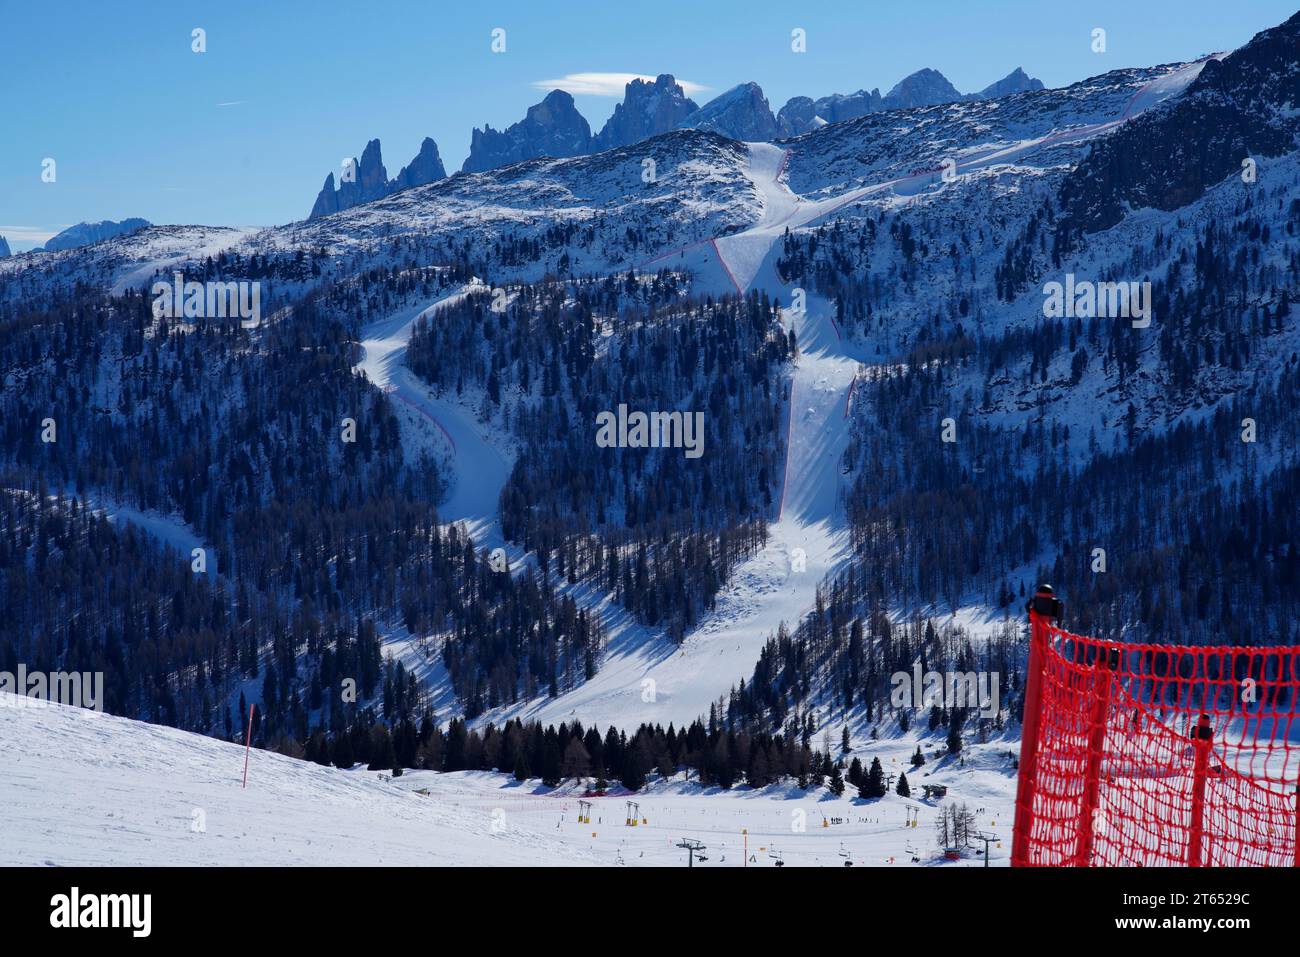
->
(332, 733, 355, 769)
(368, 725, 396, 771)
(911, 745, 925, 767)
(840, 726, 851, 753)
(859, 756, 887, 799)
(947, 707, 964, 756)
(847, 756, 864, 788)
(896, 770, 910, 797)
(561, 737, 591, 780)
(828, 763, 845, 796)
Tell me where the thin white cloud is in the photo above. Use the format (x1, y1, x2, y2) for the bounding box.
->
(215, 100, 244, 108)
(532, 72, 708, 97)
(0, 225, 59, 244)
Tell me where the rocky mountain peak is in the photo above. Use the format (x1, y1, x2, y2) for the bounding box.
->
(461, 90, 592, 174)
(593, 74, 701, 151)
(678, 82, 777, 142)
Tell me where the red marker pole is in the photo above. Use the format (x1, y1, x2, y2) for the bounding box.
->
(242, 703, 255, 789)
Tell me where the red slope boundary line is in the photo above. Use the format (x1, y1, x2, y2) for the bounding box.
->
(709, 237, 745, 296)
(388, 385, 457, 454)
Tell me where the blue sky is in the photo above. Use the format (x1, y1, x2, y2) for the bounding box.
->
(3, 0, 1296, 250)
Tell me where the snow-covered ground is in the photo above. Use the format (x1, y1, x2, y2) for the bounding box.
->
(0, 694, 1018, 867)
(0, 693, 601, 867)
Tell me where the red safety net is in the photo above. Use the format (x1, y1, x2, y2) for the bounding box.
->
(1012, 612, 1300, 867)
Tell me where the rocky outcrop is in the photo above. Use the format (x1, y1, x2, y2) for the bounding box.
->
(392, 137, 447, 191)
(592, 74, 700, 151)
(779, 90, 882, 136)
(882, 68, 964, 110)
(678, 82, 778, 142)
(462, 90, 591, 174)
(309, 137, 447, 219)
(310, 138, 388, 218)
(778, 67, 1045, 136)
(0, 236, 10, 258)
(977, 67, 1045, 99)
(42, 218, 152, 253)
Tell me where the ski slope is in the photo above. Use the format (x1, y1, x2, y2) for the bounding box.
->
(353, 280, 515, 542)
(470, 142, 871, 730)
(0, 693, 600, 866)
(354, 283, 670, 717)
(0, 693, 1017, 867)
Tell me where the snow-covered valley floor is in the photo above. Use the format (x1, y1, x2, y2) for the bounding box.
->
(0, 695, 1018, 867)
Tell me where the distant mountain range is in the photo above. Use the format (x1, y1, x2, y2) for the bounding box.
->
(305, 66, 1042, 219)
(22, 218, 154, 254)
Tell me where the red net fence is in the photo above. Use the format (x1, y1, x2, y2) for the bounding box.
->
(1012, 610, 1300, 867)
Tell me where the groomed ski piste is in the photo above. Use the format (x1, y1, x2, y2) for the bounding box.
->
(0, 693, 1017, 867)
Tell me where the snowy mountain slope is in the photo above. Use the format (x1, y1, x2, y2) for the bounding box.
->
(947, 150, 1300, 461)
(782, 60, 1213, 198)
(43, 217, 152, 253)
(480, 301, 862, 731)
(0, 225, 258, 302)
(468, 146, 867, 729)
(0, 693, 603, 866)
(3, 14, 1295, 754)
(0, 692, 1018, 867)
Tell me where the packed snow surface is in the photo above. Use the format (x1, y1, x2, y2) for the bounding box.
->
(0, 695, 1018, 867)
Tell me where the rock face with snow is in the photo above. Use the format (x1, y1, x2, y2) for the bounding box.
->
(778, 90, 881, 136)
(977, 67, 1045, 99)
(310, 137, 447, 219)
(592, 74, 700, 151)
(392, 137, 447, 192)
(462, 90, 592, 174)
(0, 236, 9, 258)
(882, 68, 965, 110)
(310, 138, 388, 218)
(778, 68, 1045, 136)
(42, 218, 151, 252)
(678, 82, 778, 141)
